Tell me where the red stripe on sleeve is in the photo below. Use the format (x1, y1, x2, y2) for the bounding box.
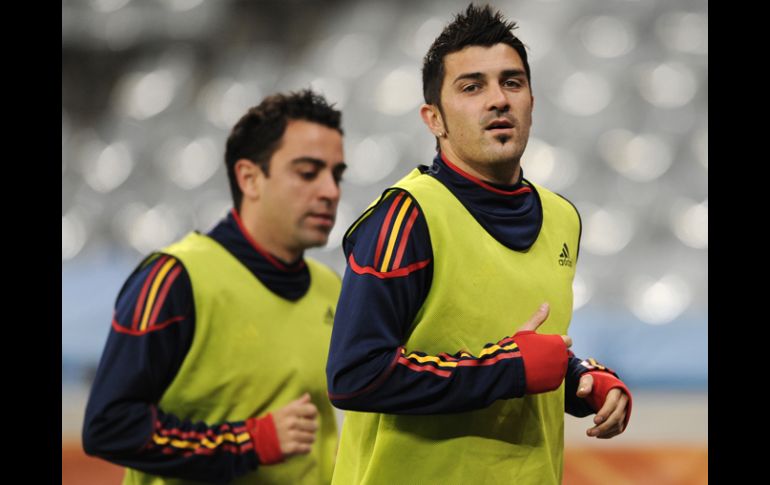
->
(399, 349, 520, 377)
(348, 253, 430, 279)
(454, 351, 521, 367)
(148, 265, 183, 328)
(192, 443, 252, 455)
(392, 206, 420, 270)
(152, 422, 255, 456)
(437, 352, 460, 362)
(132, 256, 169, 330)
(498, 336, 516, 346)
(153, 442, 253, 457)
(113, 316, 185, 336)
(397, 356, 452, 378)
(374, 192, 406, 267)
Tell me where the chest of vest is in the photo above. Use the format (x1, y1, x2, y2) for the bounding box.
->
(125, 233, 340, 485)
(334, 170, 580, 485)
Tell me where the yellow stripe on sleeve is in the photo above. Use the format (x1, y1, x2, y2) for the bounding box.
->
(401, 341, 518, 369)
(380, 198, 413, 271)
(152, 431, 251, 450)
(478, 341, 518, 357)
(139, 258, 177, 331)
(403, 352, 458, 368)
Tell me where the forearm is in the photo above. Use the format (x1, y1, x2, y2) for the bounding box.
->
(329, 325, 570, 415)
(329, 340, 528, 414)
(84, 403, 259, 483)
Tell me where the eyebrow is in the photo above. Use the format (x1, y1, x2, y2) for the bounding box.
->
(291, 157, 326, 168)
(291, 157, 347, 172)
(452, 69, 528, 84)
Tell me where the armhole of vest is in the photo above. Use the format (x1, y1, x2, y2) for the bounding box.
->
(344, 187, 413, 249)
(348, 186, 434, 264)
(114, 252, 164, 304)
(555, 192, 582, 264)
(113, 251, 192, 315)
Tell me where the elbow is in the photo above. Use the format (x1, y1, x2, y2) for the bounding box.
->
(326, 369, 389, 413)
(326, 348, 400, 412)
(325, 359, 356, 402)
(326, 369, 374, 412)
(325, 371, 357, 411)
(327, 393, 362, 412)
(81, 411, 126, 458)
(81, 404, 154, 458)
(81, 417, 104, 457)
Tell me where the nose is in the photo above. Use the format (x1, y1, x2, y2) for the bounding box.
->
(318, 171, 341, 207)
(486, 83, 510, 113)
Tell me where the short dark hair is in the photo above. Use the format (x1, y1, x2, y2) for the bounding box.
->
(422, 4, 531, 108)
(224, 89, 343, 211)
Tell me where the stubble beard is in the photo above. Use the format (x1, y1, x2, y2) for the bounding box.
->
(301, 219, 333, 247)
(484, 133, 523, 164)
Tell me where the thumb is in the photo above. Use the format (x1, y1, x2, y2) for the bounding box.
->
(576, 374, 593, 398)
(296, 392, 311, 404)
(518, 303, 550, 332)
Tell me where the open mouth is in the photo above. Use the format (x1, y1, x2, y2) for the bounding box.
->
(486, 119, 514, 131)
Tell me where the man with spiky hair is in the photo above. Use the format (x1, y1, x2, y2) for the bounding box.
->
(327, 5, 632, 483)
(83, 90, 347, 484)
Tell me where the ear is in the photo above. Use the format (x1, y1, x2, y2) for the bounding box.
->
(234, 158, 263, 202)
(420, 104, 445, 137)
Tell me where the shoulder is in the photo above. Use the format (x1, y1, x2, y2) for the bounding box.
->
(112, 253, 192, 334)
(344, 189, 416, 246)
(528, 181, 580, 220)
(341, 189, 433, 279)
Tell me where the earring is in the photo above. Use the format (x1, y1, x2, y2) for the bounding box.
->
(437, 131, 445, 138)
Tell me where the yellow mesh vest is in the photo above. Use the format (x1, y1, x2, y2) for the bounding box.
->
(333, 169, 580, 485)
(124, 233, 340, 485)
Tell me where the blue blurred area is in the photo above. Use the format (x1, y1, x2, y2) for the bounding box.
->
(62, 250, 141, 384)
(570, 308, 707, 389)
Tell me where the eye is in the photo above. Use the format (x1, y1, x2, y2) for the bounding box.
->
(299, 171, 318, 181)
(503, 79, 523, 88)
(462, 83, 480, 93)
(333, 168, 346, 185)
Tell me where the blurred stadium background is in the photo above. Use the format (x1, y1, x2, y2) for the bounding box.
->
(62, 0, 707, 483)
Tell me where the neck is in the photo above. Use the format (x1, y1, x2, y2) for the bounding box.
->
(439, 146, 521, 185)
(234, 205, 302, 264)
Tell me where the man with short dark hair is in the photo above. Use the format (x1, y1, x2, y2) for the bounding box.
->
(327, 5, 632, 483)
(83, 90, 347, 484)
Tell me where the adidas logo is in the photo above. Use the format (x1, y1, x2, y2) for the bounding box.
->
(558, 243, 573, 267)
(323, 307, 335, 326)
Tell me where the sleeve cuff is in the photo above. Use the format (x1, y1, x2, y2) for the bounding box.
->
(584, 370, 633, 430)
(513, 330, 568, 394)
(245, 413, 284, 465)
